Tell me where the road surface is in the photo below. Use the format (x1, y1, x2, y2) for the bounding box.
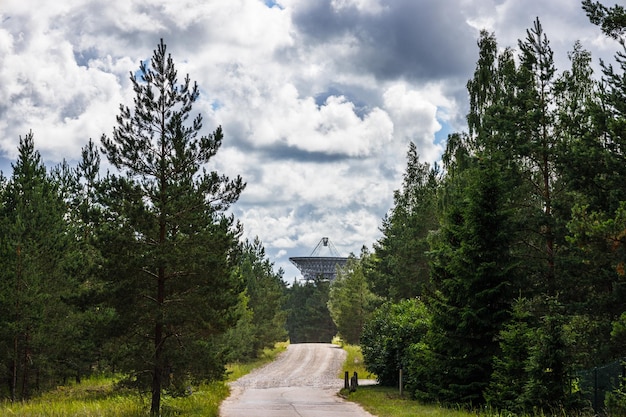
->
(220, 343, 376, 417)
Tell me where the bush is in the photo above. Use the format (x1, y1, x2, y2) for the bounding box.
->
(360, 299, 430, 387)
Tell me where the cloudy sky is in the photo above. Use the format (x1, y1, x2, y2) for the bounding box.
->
(0, 0, 620, 280)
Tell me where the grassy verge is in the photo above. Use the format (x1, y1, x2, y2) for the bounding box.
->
(0, 341, 288, 417)
(337, 343, 475, 417)
(343, 385, 477, 417)
(337, 342, 375, 380)
(226, 340, 288, 381)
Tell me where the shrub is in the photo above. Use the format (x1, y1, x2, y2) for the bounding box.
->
(360, 299, 430, 387)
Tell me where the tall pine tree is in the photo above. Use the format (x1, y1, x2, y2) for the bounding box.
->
(99, 39, 245, 415)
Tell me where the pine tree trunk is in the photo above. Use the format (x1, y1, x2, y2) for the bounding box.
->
(151, 261, 166, 415)
(11, 338, 17, 402)
(151, 323, 162, 415)
(21, 331, 29, 399)
(11, 244, 22, 402)
(151, 190, 167, 415)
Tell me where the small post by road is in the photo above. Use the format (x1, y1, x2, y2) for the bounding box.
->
(350, 371, 359, 392)
(344, 371, 349, 390)
(399, 368, 403, 397)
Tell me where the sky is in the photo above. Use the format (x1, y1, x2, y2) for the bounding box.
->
(0, 0, 621, 281)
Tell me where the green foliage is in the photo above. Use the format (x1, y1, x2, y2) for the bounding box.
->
(521, 301, 570, 412)
(218, 292, 256, 363)
(583, 0, 626, 40)
(328, 248, 382, 344)
(236, 237, 287, 357)
(360, 299, 430, 387)
(338, 343, 373, 379)
(97, 39, 245, 414)
(486, 298, 536, 413)
(219, 236, 288, 363)
(0, 41, 293, 413)
(488, 297, 584, 413)
(0, 132, 79, 400)
(605, 374, 626, 416)
(285, 277, 337, 344)
(368, 142, 440, 301)
(424, 159, 518, 405)
(362, 13, 626, 413)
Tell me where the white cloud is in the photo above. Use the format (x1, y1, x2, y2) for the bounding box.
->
(383, 83, 446, 163)
(0, 0, 616, 279)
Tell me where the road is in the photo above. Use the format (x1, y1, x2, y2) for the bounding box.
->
(220, 343, 376, 417)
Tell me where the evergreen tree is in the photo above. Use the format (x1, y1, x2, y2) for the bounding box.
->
(417, 29, 522, 405)
(285, 277, 336, 344)
(53, 140, 115, 383)
(370, 142, 439, 301)
(562, 0, 626, 367)
(224, 237, 287, 360)
(485, 298, 536, 413)
(328, 247, 381, 344)
(99, 39, 245, 415)
(426, 158, 518, 405)
(0, 132, 71, 400)
(583, 0, 626, 40)
(512, 18, 564, 297)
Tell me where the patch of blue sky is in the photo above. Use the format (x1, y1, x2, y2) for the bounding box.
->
(195, 85, 222, 111)
(264, 0, 284, 9)
(134, 58, 150, 82)
(434, 118, 452, 146)
(0, 155, 12, 176)
(210, 99, 223, 111)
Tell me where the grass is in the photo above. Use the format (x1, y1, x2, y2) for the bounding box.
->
(226, 340, 288, 381)
(0, 376, 227, 417)
(0, 374, 146, 417)
(0, 341, 288, 416)
(336, 343, 473, 417)
(343, 385, 479, 417)
(336, 342, 478, 417)
(337, 342, 376, 380)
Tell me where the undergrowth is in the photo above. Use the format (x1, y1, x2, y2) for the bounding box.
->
(337, 343, 593, 417)
(0, 341, 288, 416)
(335, 338, 376, 380)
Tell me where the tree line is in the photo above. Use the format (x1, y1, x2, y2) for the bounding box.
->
(4, 2, 626, 415)
(0, 39, 287, 415)
(327, 2, 626, 415)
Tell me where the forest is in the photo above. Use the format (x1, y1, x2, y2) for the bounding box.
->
(325, 1, 626, 415)
(3, 1, 626, 416)
(0, 40, 287, 415)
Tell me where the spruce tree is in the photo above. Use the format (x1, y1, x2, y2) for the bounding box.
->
(426, 158, 518, 404)
(0, 132, 70, 400)
(370, 142, 439, 301)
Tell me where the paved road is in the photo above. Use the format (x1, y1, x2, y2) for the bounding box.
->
(220, 343, 376, 417)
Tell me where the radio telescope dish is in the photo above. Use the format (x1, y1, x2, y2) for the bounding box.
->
(289, 237, 348, 281)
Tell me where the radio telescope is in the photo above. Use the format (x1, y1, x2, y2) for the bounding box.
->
(289, 237, 348, 281)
